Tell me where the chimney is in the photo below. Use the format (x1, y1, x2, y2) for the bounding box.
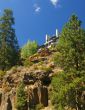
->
(46, 34, 48, 43)
(56, 29, 58, 38)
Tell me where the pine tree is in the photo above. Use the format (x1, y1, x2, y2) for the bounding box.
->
(54, 15, 85, 72)
(51, 15, 85, 110)
(16, 82, 27, 110)
(0, 9, 19, 70)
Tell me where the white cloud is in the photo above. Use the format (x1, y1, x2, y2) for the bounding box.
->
(34, 4, 41, 13)
(50, 0, 59, 7)
(35, 7, 40, 12)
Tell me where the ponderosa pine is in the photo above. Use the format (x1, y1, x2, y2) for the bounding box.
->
(51, 15, 85, 110)
(0, 9, 20, 70)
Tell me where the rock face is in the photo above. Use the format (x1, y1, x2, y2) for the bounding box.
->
(0, 90, 16, 110)
(28, 84, 48, 108)
(0, 85, 48, 110)
(0, 66, 51, 110)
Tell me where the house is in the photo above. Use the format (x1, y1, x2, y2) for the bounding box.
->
(38, 29, 59, 52)
(44, 29, 59, 48)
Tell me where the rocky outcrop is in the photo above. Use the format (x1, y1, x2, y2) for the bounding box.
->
(0, 85, 48, 110)
(29, 48, 51, 63)
(28, 84, 48, 108)
(0, 88, 17, 110)
(0, 65, 52, 110)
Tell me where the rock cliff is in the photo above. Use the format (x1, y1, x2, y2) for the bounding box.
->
(0, 49, 61, 110)
(0, 68, 49, 109)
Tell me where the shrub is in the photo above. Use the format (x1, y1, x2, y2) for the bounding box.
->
(33, 64, 38, 70)
(0, 70, 6, 78)
(52, 52, 62, 66)
(21, 40, 38, 59)
(11, 66, 18, 73)
(40, 66, 52, 73)
(35, 104, 44, 110)
(38, 61, 43, 66)
(24, 59, 33, 67)
(16, 82, 27, 110)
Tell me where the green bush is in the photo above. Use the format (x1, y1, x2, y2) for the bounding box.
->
(41, 66, 52, 73)
(52, 52, 62, 66)
(0, 70, 6, 78)
(24, 59, 33, 67)
(35, 104, 44, 110)
(16, 82, 27, 110)
(38, 61, 43, 66)
(21, 40, 38, 59)
(11, 66, 18, 73)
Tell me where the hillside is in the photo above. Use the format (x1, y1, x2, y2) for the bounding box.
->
(0, 14, 85, 110)
(0, 48, 61, 110)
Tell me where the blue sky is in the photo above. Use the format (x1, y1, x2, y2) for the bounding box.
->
(0, 0, 85, 47)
